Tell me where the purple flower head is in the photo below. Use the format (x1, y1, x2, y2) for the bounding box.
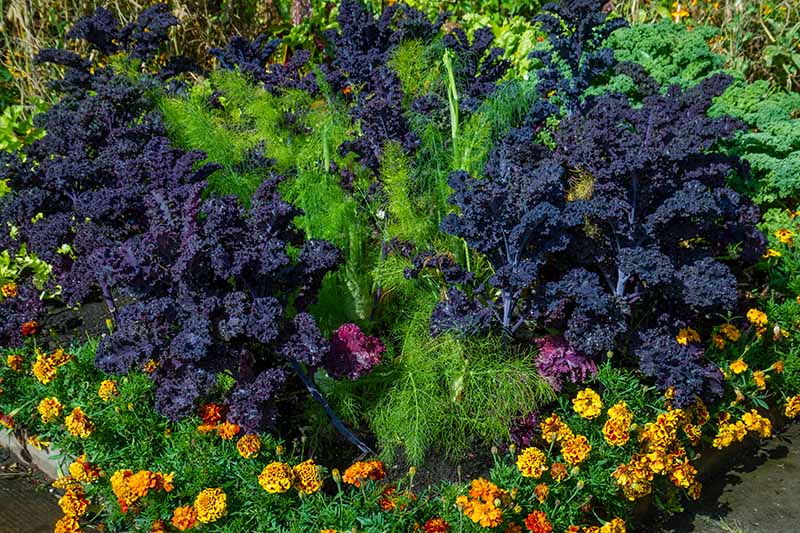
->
(510, 411, 539, 449)
(324, 323, 385, 380)
(534, 335, 597, 392)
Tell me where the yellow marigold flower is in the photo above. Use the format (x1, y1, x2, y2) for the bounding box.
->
(97, 380, 119, 401)
(729, 359, 748, 374)
(785, 395, 800, 418)
(752, 370, 767, 390)
(343, 460, 385, 487)
(293, 459, 323, 494)
(746, 309, 768, 327)
(33, 352, 57, 384)
(687, 481, 702, 500)
(600, 518, 626, 533)
(742, 409, 772, 438)
(1, 283, 17, 298)
(143, 359, 158, 373)
(65, 407, 94, 438)
(59, 485, 90, 517)
(572, 388, 603, 419)
(320, 530, 337, 533)
(540, 413, 573, 443)
(603, 417, 631, 446)
(171, 505, 198, 531)
(683, 423, 702, 445)
(676, 328, 700, 345)
(49, 348, 71, 367)
(68, 454, 101, 483)
(55, 516, 82, 533)
(37, 396, 63, 423)
(216, 421, 240, 440)
(774, 228, 795, 245)
(258, 462, 294, 493)
(27, 435, 49, 450)
(763, 248, 782, 258)
(516, 447, 547, 478)
(6, 354, 22, 372)
(668, 459, 697, 489)
(194, 487, 227, 523)
(236, 433, 261, 459)
(533, 482, 549, 503)
(561, 434, 591, 465)
(607, 401, 633, 424)
(719, 324, 741, 342)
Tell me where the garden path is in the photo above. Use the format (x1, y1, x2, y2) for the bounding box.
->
(0, 444, 61, 533)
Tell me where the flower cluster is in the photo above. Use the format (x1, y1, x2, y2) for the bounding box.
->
(258, 459, 323, 494)
(342, 460, 386, 487)
(55, 482, 90, 533)
(32, 348, 71, 385)
(713, 410, 772, 448)
(197, 403, 242, 440)
(110, 469, 175, 513)
(64, 407, 94, 438)
(456, 478, 510, 528)
(612, 407, 704, 501)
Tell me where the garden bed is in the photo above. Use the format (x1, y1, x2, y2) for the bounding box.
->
(1, 1, 799, 532)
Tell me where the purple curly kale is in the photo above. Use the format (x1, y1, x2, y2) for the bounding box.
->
(532, 0, 628, 113)
(534, 335, 597, 392)
(323, 323, 385, 380)
(442, 27, 510, 112)
(510, 412, 539, 449)
(96, 175, 342, 430)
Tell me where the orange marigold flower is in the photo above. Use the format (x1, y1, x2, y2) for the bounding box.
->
(534, 483, 549, 503)
(343, 460, 386, 487)
(524, 509, 553, 533)
(199, 403, 226, 425)
(21, 320, 38, 336)
(98, 380, 119, 401)
(729, 359, 748, 374)
(293, 459, 323, 494)
(236, 433, 261, 458)
(2, 283, 17, 298)
(258, 462, 294, 493)
(711, 334, 726, 349)
(516, 447, 547, 478)
(771, 360, 785, 373)
(561, 435, 591, 465)
(38, 396, 63, 423)
(54, 516, 82, 533)
(746, 309, 768, 327)
(550, 462, 568, 482)
(216, 421, 240, 440)
(378, 485, 416, 511)
(785, 395, 800, 418)
(572, 388, 603, 419)
(150, 519, 168, 533)
(423, 517, 450, 533)
(59, 485, 90, 517)
(6, 354, 22, 372)
(668, 459, 697, 489)
(171, 505, 198, 531)
(505, 525, 523, 533)
(65, 407, 94, 438)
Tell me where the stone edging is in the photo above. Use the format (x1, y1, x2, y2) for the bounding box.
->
(0, 427, 66, 480)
